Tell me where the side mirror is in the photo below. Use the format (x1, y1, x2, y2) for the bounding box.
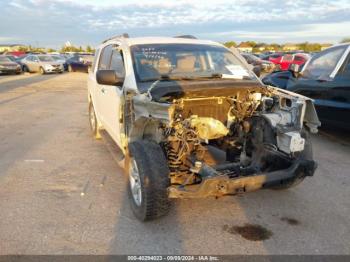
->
(96, 70, 124, 86)
(289, 63, 300, 77)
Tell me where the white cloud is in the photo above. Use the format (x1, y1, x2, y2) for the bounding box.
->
(1, 0, 349, 45)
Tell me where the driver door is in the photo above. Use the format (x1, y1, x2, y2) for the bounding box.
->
(95, 44, 125, 148)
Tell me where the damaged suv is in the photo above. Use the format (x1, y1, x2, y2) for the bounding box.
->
(87, 35, 320, 221)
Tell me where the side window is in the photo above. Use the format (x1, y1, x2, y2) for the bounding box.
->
(110, 48, 125, 77)
(98, 45, 113, 70)
(302, 45, 347, 80)
(26, 56, 33, 61)
(282, 54, 293, 62)
(294, 56, 304, 62)
(339, 55, 350, 77)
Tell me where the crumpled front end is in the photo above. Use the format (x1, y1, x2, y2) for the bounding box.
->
(129, 84, 320, 198)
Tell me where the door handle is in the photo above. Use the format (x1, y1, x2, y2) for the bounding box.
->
(101, 87, 106, 93)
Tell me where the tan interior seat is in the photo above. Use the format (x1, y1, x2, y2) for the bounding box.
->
(157, 58, 171, 74)
(173, 56, 196, 73)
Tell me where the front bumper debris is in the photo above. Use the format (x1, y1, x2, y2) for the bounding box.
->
(168, 159, 317, 198)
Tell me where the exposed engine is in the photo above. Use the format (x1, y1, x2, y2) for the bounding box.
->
(163, 88, 307, 186)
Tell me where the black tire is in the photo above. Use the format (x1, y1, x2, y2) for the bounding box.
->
(128, 140, 171, 221)
(271, 130, 313, 190)
(23, 65, 29, 73)
(39, 67, 45, 75)
(88, 101, 101, 139)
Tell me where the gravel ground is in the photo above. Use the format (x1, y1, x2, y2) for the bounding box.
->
(0, 73, 349, 255)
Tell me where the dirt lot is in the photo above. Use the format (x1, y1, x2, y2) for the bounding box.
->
(0, 73, 349, 255)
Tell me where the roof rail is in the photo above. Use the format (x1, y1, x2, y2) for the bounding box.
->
(174, 35, 197, 39)
(102, 33, 129, 43)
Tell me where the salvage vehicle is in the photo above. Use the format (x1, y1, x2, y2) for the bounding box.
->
(241, 53, 275, 74)
(21, 54, 64, 74)
(263, 43, 350, 129)
(88, 35, 320, 221)
(0, 55, 22, 74)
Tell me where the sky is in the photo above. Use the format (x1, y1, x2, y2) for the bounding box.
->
(0, 0, 349, 48)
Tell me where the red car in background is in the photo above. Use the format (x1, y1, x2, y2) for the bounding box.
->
(271, 53, 310, 71)
(279, 53, 310, 70)
(268, 53, 284, 65)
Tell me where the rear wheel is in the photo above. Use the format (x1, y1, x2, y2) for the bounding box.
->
(88, 101, 101, 139)
(128, 140, 171, 221)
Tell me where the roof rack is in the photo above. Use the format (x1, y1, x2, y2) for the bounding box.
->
(174, 35, 197, 39)
(102, 33, 129, 43)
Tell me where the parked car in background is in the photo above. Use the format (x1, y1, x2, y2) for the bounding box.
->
(50, 54, 68, 71)
(241, 53, 276, 74)
(264, 52, 284, 64)
(5, 55, 18, 63)
(262, 43, 350, 129)
(21, 54, 64, 74)
(66, 55, 92, 73)
(0, 55, 22, 74)
(278, 53, 310, 71)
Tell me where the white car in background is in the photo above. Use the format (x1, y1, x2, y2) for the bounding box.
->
(21, 54, 64, 74)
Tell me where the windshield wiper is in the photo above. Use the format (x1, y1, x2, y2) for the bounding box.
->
(141, 73, 223, 82)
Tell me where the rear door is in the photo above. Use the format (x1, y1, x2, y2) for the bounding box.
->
(24, 55, 35, 72)
(95, 44, 126, 147)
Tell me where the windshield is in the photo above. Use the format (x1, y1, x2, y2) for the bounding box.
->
(51, 55, 63, 61)
(0, 56, 11, 62)
(131, 44, 256, 82)
(38, 55, 54, 62)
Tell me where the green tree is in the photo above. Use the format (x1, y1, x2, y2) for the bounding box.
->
(86, 45, 93, 53)
(18, 46, 29, 52)
(60, 45, 80, 53)
(341, 37, 350, 43)
(223, 41, 237, 48)
(47, 48, 56, 53)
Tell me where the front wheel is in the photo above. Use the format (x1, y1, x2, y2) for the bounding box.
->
(128, 140, 171, 221)
(68, 65, 73, 72)
(39, 67, 45, 75)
